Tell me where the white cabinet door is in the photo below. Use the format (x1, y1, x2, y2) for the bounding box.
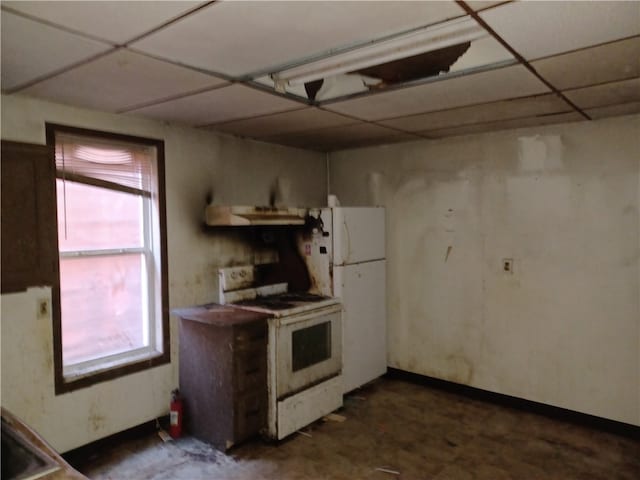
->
(334, 260, 387, 393)
(332, 207, 385, 265)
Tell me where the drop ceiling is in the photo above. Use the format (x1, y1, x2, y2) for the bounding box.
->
(1, 1, 639, 152)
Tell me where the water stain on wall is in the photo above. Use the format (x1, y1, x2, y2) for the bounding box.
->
(33, 300, 54, 372)
(88, 403, 107, 433)
(445, 354, 474, 385)
(399, 353, 474, 387)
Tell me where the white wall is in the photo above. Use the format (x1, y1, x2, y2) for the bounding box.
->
(330, 115, 640, 426)
(0, 94, 326, 452)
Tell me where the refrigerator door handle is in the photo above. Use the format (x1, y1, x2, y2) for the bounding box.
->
(341, 221, 351, 265)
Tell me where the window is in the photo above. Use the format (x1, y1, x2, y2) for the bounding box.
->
(47, 124, 169, 393)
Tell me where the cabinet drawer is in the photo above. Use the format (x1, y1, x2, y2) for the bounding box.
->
(234, 392, 266, 442)
(234, 348, 266, 393)
(234, 322, 267, 351)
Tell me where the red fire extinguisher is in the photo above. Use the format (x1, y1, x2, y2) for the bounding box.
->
(169, 389, 183, 439)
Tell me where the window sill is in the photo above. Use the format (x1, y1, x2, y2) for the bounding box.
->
(56, 349, 169, 394)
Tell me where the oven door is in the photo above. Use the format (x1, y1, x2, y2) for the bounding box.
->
(275, 305, 342, 399)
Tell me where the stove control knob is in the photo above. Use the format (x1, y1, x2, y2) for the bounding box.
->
(240, 271, 246, 277)
(231, 272, 237, 279)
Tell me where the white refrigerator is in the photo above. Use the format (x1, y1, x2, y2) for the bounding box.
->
(300, 207, 387, 394)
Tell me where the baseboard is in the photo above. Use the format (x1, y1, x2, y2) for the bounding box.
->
(62, 415, 170, 468)
(385, 368, 639, 439)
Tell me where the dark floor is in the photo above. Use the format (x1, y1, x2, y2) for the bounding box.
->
(75, 378, 639, 480)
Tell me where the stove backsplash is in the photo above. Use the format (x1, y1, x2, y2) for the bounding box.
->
(211, 221, 328, 304)
(252, 229, 311, 293)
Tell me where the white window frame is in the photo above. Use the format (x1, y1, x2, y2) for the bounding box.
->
(60, 189, 162, 380)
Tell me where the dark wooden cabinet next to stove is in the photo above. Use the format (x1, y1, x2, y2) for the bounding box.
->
(174, 305, 270, 451)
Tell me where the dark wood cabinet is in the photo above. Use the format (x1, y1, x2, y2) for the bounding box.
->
(1, 141, 59, 293)
(174, 305, 269, 451)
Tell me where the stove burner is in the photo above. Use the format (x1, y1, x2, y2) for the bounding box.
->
(233, 292, 330, 311)
(274, 293, 329, 302)
(234, 299, 295, 310)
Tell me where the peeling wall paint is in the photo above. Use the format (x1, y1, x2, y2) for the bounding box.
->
(0, 94, 326, 452)
(329, 115, 640, 426)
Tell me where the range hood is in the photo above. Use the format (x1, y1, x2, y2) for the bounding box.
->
(205, 205, 307, 226)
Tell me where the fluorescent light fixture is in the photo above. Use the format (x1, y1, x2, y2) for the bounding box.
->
(272, 17, 488, 87)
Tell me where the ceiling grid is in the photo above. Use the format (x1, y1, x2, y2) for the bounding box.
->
(456, 0, 591, 120)
(1, 0, 638, 151)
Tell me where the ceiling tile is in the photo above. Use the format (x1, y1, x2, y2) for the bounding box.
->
(126, 84, 304, 126)
(585, 101, 640, 120)
(379, 93, 572, 132)
(564, 78, 640, 110)
(533, 37, 640, 91)
(1, 10, 112, 91)
(319, 133, 420, 152)
(21, 49, 227, 112)
(480, 2, 640, 61)
(212, 108, 357, 138)
(324, 65, 549, 121)
(465, 1, 510, 12)
(421, 112, 584, 138)
(267, 123, 417, 151)
(449, 36, 514, 73)
(132, 1, 463, 77)
(2, 1, 203, 44)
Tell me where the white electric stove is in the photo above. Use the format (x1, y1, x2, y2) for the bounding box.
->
(218, 266, 343, 440)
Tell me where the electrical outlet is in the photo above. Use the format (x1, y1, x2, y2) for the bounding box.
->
(38, 299, 49, 318)
(502, 258, 514, 274)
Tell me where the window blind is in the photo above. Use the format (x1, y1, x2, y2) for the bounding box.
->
(55, 133, 155, 196)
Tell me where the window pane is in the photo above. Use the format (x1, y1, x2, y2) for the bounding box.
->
(57, 180, 143, 251)
(60, 254, 147, 365)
